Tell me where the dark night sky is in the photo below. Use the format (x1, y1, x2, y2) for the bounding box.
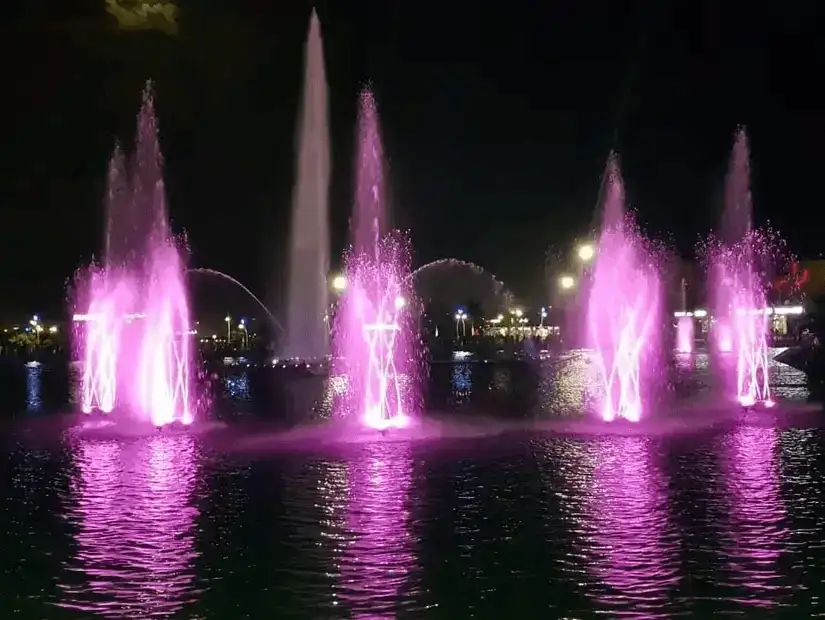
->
(1, 0, 823, 320)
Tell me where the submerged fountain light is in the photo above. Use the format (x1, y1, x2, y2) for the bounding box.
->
(587, 157, 662, 423)
(74, 83, 195, 427)
(332, 88, 422, 431)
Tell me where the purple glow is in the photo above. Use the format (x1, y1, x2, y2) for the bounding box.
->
(339, 443, 415, 617)
(723, 425, 787, 606)
(332, 89, 423, 429)
(705, 233, 772, 406)
(675, 316, 694, 354)
(701, 130, 786, 407)
(587, 158, 662, 422)
(73, 83, 195, 427)
(716, 319, 734, 353)
(58, 436, 200, 617)
(588, 437, 677, 609)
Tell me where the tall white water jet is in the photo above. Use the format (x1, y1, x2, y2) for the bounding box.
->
(284, 10, 331, 360)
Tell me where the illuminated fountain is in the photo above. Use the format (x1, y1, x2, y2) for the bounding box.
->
(332, 88, 422, 431)
(74, 83, 195, 427)
(284, 9, 331, 362)
(587, 157, 662, 422)
(702, 129, 778, 408)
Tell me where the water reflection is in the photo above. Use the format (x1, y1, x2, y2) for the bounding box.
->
(586, 437, 678, 616)
(338, 442, 415, 618)
(537, 351, 589, 416)
(58, 435, 200, 617)
(223, 373, 251, 401)
(723, 424, 788, 606)
(25, 362, 43, 412)
(450, 362, 473, 404)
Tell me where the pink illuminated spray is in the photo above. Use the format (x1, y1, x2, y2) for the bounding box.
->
(74, 83, 195, 427)
(675, 316, 694, 354)
(702, 129, 784, 407)
(332, 88, 423, 430)
(587, 157, 662, 422)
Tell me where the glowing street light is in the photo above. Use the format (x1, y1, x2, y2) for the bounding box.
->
(455, 310, 468, 337)
(238, 320, 248, 349)
(332, 275, 347, 292)
(224, 314, 231, 342)
(559, 275, 575, 290)
(577, 244, 595, 262)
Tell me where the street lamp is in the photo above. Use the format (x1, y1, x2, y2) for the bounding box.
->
(238, 320, 248, 349)
(559, 275, 575, 290)
(454, 311, 468, 337)
(540, 307, 548, 326)
(577, 244, 595, 262)
(224, 315, 231, 343)
(332, 275, 347, 292)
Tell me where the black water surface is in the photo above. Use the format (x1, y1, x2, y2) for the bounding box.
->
(2, 350, 825, 618)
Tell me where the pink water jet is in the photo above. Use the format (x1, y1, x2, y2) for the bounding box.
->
(701, 129, 787, 408)
(675, 316, 694, 354)
(73, 83, 195, 427)
(587, 157, 662, 422)
(332, 88, 423, 431)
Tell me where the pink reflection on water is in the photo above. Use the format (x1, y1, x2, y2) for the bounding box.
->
(338, 442, 415, 618)
(57, 435, 200, 617)
(587, 437, 678, 615)
(724, 425, 787, 607)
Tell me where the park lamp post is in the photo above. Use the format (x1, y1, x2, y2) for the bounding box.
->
(577, 243, 595, 263)
(224, 315, 231, 343)
(332, 275, 347, 293)
(454, 311, 468, 337)
(238, 321, 248, 349)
